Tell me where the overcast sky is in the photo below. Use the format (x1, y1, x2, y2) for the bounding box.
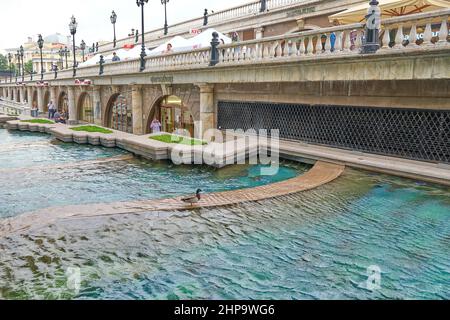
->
(0, 0, 250, 51)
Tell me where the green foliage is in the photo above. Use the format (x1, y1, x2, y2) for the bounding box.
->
(150, 134, 207, 146)
(24, 60, 33, 74)
(21, 119, 55, 124)
(70, 125, 113, 134)
(0, 54, 8, 71)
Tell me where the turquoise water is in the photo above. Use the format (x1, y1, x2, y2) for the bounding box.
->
(0, 129, 304, 217)
(0, 129, 449, 300)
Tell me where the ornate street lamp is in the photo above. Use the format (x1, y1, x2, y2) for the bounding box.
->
(7, 53, 12, 83)
(110, 10, 118, 48)
(361, 0, 381, 54)
(19, 45, 24, 82)
(161, 0, 169, 36)
(37, 34, 44, 80)
(136, 0, 149, 72)
(69, 15, 78, 77)
(80, 40, 86, 62)
(59, 47, 64, 69)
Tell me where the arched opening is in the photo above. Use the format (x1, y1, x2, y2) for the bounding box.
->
(146, 95, 194, 136)
(11, 90, 15, 101)
(78, 92, 94, 123)
(24, 90, 28, 103)
(16, 89, 20, 102)
(58, 92, 68, 113)
(43, 91, 50, 112)
(106, 93, 133, 133)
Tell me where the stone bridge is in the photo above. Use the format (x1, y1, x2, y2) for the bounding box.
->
(1, 9, 449, 165)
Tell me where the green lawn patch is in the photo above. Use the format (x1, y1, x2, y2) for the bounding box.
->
(70, 125, 113, 134)
(150, 134, 207, 146)
(21, 119, 54, 124)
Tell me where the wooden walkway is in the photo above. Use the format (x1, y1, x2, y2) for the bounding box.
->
(0, 161, 344, 237)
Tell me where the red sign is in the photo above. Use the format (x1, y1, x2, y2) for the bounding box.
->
(189, 28, 202, 35)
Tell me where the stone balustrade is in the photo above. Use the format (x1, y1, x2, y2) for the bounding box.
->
(1, 9, 448, 85)
(0, 98, 27, 116)
(217, 9, 450, 65)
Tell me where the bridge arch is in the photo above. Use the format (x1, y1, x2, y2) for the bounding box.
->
(77, 91, 94, 123)
(145, 94, 194, 136)
(104, 92, 133, 133)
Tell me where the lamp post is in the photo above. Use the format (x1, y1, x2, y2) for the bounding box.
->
(80, 40, 86, 62)
(136, 0, 148, 72)
(19, 45, 24, 82)
(7, 53, 12, 83)
(37, 34, 44, 80)
(361, 0, 381, 54)
(161, 0, 169, 36)
(58, 47, 64, 69)
(111, 10, 117, 48)
(15, 52, 19, 83)
(69, 15, 78, 77)
(64, 46, 69, 69)
(203, 9, 208, 26)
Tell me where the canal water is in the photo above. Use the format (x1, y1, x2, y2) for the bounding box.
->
(0, 129, 449, 299)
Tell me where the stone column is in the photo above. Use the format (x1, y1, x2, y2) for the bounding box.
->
(19, 87, 25, 103)
(255, 27, 265, 39)
(93, 86, 102, 126)
(131, 85, 144, 135)
(37, 87, 44, 113)
(198, 83, 215, 137)
(67, 86, 77, 125)
(50, 87, 57, 109)
(8, 87, 13, 100)
(27, 87, 33, 109)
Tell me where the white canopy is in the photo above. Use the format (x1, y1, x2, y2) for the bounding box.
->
(183, 28, 232, 50)
(329, 0, 450, 24)
(148, 36, 191, 56)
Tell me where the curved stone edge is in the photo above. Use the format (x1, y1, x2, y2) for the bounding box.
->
(0, 161, 344, 238)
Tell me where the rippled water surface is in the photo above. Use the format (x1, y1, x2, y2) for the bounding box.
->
(0, 129, 304, 217)
(0, 129, 449, 300)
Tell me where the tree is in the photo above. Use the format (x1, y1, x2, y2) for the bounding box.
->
(0, 54, 8, 71)
(24, 60, 33, 74)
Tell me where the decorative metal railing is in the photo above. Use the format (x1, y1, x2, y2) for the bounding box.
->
(0, 9, 448, 85)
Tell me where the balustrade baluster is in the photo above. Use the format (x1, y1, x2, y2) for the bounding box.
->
(276, 41, 282, 58)
(438, 16, 449, 45)
(423, 21, 433, 45)
(324, 33, 332, 54)
(408, 24, 419, 47)
(343, 31, 351, 52)
(381, 26, 391, 49)
(299, 38, 306, 55)
(335, 31, 343, 52)
(284, 40, 290, 57)
(263, 43, 269, 59)
(394, 24, 404, 48)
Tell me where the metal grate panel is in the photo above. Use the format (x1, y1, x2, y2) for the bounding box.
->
(217, 101, 450, 164)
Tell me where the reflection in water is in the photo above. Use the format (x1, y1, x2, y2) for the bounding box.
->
(0, 169, 449, 300)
